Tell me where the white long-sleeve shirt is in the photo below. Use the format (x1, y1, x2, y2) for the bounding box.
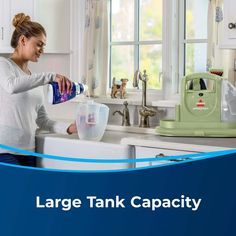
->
(0, 57, 70, 153)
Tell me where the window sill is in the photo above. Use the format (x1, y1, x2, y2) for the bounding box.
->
(151, 100, 178, 108)
(70, 89, 167, 106)
(70, 96, 149, 106)
(70, 95, 179, 108)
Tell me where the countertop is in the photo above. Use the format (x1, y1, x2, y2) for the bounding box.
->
(120, 135, 236, 152)
(37, 125, 236, 153)
(36, 130, 150, 145)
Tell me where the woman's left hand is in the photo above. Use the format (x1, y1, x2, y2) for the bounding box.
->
(67, 122, 77, 134)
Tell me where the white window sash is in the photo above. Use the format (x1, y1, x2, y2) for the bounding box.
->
(176, 0, 208, 95)
(109, 0, 165, 100)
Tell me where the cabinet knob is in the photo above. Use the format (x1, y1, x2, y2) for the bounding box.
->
(228, 23, 236, 29)
(169, 157, 192, 162)
(155, 153, 165, 158)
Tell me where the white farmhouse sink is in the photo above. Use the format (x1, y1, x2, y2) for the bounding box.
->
(36, 130, 148, 170)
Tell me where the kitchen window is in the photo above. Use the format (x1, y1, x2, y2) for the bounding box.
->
(109, 0, 163, 91)
(71, 0, 209, 99)
(109, 0, 209, 96)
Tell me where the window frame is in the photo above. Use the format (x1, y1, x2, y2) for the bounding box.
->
(70, 0, 209, 101)
(109, 0, 164, 99)
(177, 0, 208, 92)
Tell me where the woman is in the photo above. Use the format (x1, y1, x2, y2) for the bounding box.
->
(0, 13, 77, 167)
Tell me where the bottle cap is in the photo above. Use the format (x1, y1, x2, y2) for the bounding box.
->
(47, 84, 54, 104)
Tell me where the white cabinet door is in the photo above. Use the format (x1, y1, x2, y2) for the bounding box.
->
(0, 0, 70, 53)
(0, 0, 11, 52)
(10, 0, 35, 20)
(34, 0, 70, 53)
(36, 134, 132, 170)
(0, 0, 34, 52)
(220, 0, 236, 48)
(135, 146, 198, 168)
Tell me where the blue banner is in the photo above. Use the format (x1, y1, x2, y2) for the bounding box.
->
(0, 151, 236, 236)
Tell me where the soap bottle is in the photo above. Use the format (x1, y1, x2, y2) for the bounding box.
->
(47, 81, 88, 105)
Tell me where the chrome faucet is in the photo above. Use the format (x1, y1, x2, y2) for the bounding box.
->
(113, 101, 131, 126)
(133, 70, 156, 128)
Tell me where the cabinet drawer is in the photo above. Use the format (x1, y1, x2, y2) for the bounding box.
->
(220, 0, 236, 48)
(135, 146, 198, 168)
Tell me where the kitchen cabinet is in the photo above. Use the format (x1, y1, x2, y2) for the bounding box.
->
(0, 0, 69, 53)
(0, 0, 34, 52)
(36, 129, 236, 170)
(34, 0, 70, 53)
(220, 0, 236, 48)
(135, 146, 198, 168)
(0, 0, 10, 51)
(36, 133, 133, 170)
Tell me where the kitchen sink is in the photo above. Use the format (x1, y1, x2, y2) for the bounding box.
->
(35, 130, 149, 170)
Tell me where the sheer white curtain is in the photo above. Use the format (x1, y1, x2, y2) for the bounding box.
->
(77, 0, 109, 97)
(207, 0, 236, 84)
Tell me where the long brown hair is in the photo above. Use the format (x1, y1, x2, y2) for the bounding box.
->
(11, 13, 46, 48)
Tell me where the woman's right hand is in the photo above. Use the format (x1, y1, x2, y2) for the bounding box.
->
(54, 74, 73, 94)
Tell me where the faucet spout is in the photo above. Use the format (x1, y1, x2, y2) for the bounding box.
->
(133, 69, 156, 127)
(133, 70, 148, 107)
(133, 70, 140, 88)
(142, 71, 147, 107)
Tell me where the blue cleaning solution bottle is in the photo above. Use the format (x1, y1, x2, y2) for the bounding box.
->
(47, 81, 88, 105)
